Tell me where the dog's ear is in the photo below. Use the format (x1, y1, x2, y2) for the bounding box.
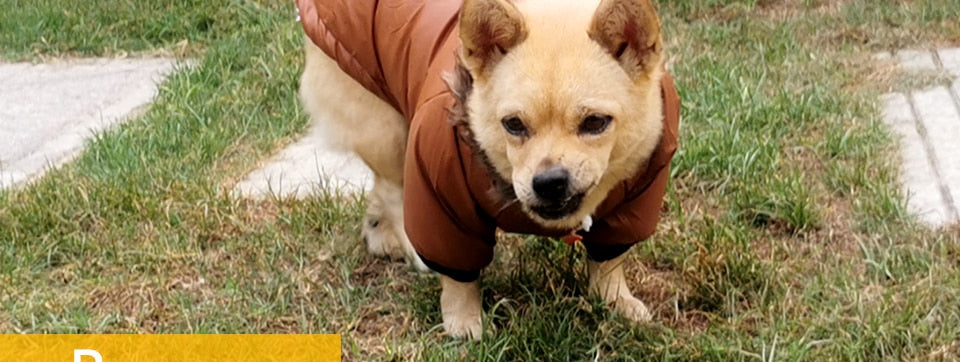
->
(459, 0, 527, 75)
(588, 0, 663, 78)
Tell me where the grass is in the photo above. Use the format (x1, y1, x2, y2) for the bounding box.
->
(2, 0, 960, 360)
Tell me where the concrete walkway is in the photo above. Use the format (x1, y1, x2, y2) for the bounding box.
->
(879, 48, 960, 227)
(0, 58, 178, 189)
(232, 124, 373, 198)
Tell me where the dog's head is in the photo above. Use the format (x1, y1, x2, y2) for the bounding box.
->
(457, 0, 666, 229)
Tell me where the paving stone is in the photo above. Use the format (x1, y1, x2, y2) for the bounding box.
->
(232, 124, 373, 199)
(952, 79, 960, 106)
(881, 93, 954, 225)
(0, 58, 179, 189)
(937, 48, 960, 76)
(873, 51, 893, 62)
(896, 49, 938, 71)
(910, 87, 960, 221)
(880, 93, 914, 128)
(880, 47, 960, 227)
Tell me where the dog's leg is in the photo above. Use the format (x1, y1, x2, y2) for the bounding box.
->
(299, 39, 426, 271)
(362, 178, 428, 271)
(362, 178, 402, 257)
(587, 254, 652, 322)
(441, 275, 482, 340)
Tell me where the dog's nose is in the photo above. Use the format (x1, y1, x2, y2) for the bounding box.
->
(532, 166, 570, 202)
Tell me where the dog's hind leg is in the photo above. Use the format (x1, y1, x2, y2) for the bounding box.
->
(362, 177, 428, 272)
(299, 39, 427, 271)
(588, 254, 652, 322)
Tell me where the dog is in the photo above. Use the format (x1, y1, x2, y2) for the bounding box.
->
(295, 0, 679, 339)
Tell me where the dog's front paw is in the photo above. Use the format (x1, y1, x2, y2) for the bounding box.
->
(588, 254, 653, 323)
(609, 293, 652, 323)
(443, 311, 482, 340)
(440, 276, 482, 340)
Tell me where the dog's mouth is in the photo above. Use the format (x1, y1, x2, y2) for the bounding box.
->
(529, 192, 585, 220)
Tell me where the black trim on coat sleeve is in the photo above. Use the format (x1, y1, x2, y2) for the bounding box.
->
(584, 242, 634, 262)
(419, 254, 481, 282)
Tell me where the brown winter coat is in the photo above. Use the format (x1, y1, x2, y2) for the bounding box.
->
(297, 0, 680, 281)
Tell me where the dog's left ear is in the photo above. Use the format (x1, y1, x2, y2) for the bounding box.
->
(588, 0, 663, 79)
(459, 0, 528, 75)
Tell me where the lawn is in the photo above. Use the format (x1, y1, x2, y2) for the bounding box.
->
(1, 0, 959, 360)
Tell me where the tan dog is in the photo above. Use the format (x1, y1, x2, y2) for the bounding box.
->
(297, 0, 678, 339)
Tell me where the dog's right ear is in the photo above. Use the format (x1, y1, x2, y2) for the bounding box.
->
(459, 0, 527, 75)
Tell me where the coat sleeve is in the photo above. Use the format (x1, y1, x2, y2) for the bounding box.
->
(580, 72, 680, 261)
(580, 162, 671, 260)
(403, 96, 497, 282)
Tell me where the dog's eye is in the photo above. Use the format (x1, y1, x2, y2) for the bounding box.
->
(578, 114, 612, 135)
(501, 116, 528, 137)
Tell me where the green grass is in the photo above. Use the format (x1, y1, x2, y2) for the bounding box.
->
(2, 0, 960, 360)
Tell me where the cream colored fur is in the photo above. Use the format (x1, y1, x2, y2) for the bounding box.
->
(464, 0, 663, 231)
(440, 276, 483, 339)
(298, 0, 666, 340)
(299, 39, 427, 272)
(588, 254, 653, 322)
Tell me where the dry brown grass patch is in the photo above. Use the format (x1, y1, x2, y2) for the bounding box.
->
(756, 0, 851, 20)
(628, 260, 713, 332)
(86, 281, 174, 332)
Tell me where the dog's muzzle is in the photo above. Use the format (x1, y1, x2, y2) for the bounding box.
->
(530, 166, 583, 220)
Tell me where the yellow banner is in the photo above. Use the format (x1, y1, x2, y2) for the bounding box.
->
(0, 334, 340, 361)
